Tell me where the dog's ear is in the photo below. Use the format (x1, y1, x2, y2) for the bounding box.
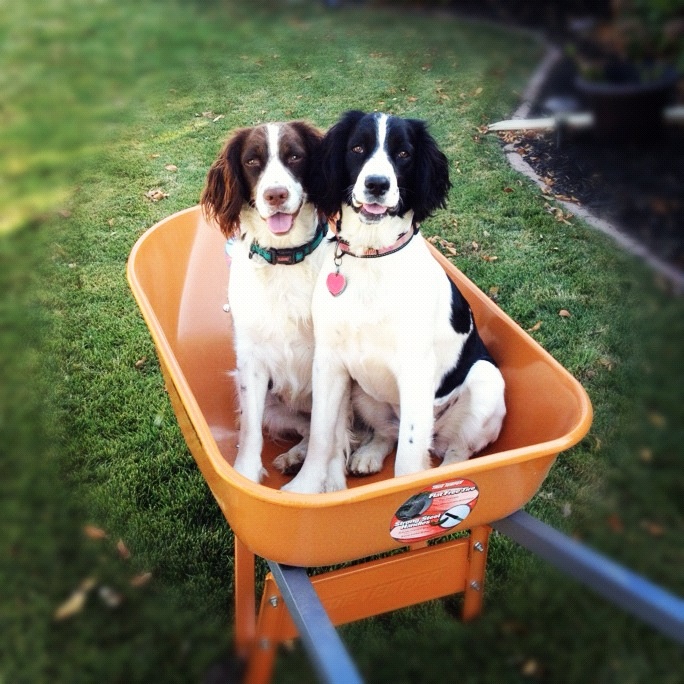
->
(288, 120, 324, 197)
(200, 128, 250, 237)
(407, 119, 452, 224)
(313, 110, 367, 218)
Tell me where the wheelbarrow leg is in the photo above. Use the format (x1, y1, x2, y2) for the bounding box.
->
(234, 537, 256, 658)
(243, 573, 284, 684)
(244, 565, 363, 684)
(463, 525, 491, 621)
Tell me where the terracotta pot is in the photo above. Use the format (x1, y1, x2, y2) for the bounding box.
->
(576, 66, 679, 141)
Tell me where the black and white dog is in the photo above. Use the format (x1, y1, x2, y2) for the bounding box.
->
(201, 121, 339, 484)
(282, 111, 506, 494)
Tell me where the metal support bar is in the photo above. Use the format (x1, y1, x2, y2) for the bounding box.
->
(266, 561, 363, 684)
(492, 511, 684, 644)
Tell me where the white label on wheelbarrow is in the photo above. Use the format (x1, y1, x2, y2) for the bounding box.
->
(390, 479, 479, 543)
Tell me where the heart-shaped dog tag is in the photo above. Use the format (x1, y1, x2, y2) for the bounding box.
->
(326, 271, 347, 297)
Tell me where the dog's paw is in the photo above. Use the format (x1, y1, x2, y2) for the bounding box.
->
(321, 456, 347, 492)
(280, 474, 323, 495)
(233, 460, 267, 483)
(348, 436, 393, 476)
(273, 442, 307, 475)
(440, 447, 471, 466)
(394, 452, 432, 478)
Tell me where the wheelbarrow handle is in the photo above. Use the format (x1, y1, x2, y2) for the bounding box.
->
(267, 561, 363, 684)
(492, 511, 684, 644)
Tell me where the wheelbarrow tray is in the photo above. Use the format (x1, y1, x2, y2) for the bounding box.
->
(127, 206, 592, 567)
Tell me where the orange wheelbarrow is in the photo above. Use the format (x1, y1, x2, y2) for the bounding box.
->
(127, 206, 683, 682)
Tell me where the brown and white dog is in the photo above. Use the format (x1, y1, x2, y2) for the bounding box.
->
(201, 121, 340, 484)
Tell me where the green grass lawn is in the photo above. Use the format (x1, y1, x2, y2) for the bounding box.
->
(2, 1, 682, 682)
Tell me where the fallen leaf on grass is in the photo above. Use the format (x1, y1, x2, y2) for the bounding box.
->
(83, 525, 107, 540)
(145, 188, 168, 202)
(648, 412, 666, 428)
(482, 255, 499, 262)
(559, 309, 571, 317)
(641, 520, 664, 537)
(521, 659, 541, 677)
(78, 577, 95, 591)
(426, 235, 458, 256)
(527, 321, 542, 332)
(54, 591, 87, 621)
(164, 164, 178, 172)
(117, 539, 131, 560)
(54, 578, 97, 621)
(134, 357, 147, 370)
(639, 448, 653, 463)
(607, 514, 624, 534)
(544, 203, 573, 224)
(130, 572, 153, 588)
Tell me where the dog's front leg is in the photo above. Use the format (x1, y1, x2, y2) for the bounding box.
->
(233, 360, 270, 483)
(394, 363, 435, 477)
(281, 351, 350, 494)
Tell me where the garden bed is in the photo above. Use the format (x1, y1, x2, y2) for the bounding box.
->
(499, 56, 684, 274)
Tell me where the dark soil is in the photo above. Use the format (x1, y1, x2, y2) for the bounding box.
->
(501, 56, 684, 273)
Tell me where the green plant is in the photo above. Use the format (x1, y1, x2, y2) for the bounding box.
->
(569, 0, 684, 81)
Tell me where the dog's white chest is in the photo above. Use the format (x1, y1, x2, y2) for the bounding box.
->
(229, 244, 324, 407)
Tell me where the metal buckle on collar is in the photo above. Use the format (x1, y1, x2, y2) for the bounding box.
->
(249, 221, 326, 265)
(275, 249, 295, 264)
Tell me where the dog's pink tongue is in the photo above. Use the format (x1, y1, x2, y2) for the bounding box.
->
(363, 203, 387, 215)
(267, 212, 294, 234)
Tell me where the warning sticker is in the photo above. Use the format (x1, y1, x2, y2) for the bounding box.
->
(390, 479, 479, 543)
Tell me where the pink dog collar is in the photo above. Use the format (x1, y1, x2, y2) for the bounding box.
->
(335, 227, 415, 259)
(326, 226, 416, 297)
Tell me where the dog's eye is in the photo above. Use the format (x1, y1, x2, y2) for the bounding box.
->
(288, 153, 302, 163)
(244, 158, 260, 167)
(397, 150, 410, 159)
(351, 145, 364, 154)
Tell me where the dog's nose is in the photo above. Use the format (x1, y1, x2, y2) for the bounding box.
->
(364, 175, 390, 197)
(264, 186, 290, 206)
